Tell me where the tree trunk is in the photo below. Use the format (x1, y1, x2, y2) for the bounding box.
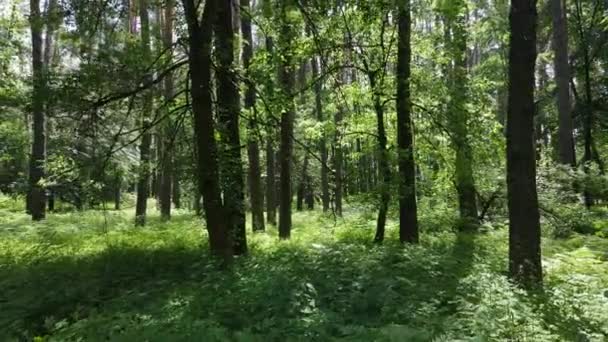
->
(278, 0, 296, 239)
(135, 0, 153, 226)
(172, 173, 181, 209)
(114, 173, 121, 210)
(28, 0, 46, 221)
(215, 0, 247, 255)
(311, 56, 330, 212)
(296, 155, 309, 211)
(264, 1, 277, 226)
(507, 0, 542, 287)
(551, 0, 575, 166)
(334, 110, 343, 216)
(397, 0, 419, 244)
(159, 0, 175, 221)
(184, 0, 232, 261)
(446, 6, 479, 229)
(305, 175, 314, 210)
(242, 0, 265, 232)
(266, 139, 277, 225)
(42, 0, 59, 215)
(370, 74, 390, 243)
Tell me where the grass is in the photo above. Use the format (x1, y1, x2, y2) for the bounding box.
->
(1, 197, 607, 341)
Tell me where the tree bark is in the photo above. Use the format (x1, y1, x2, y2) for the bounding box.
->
(184, 0, 232, 261)
(311, 56, 330, 212)
(215, 0, 247, 254)
(159, 0, 175, 221)
(263, 0, 277, 226)
(446, 6, 479, 229)
(370, 74, 390, 243)
(114, 173, 121, 210)
(28, 0, 46, 221)
(296, 155, 309, 211)
(242, 0, 265, 232)
(397, 0, 419, 244)
(278, 0, 296, 239)
(135, 0, 153, 226)
(507, 0, 543, 287)
(551, 0, 575, 166)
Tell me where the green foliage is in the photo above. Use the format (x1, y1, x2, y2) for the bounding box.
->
(1, 199, 607, 341)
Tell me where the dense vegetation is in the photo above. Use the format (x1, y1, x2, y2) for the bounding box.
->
(1, 0, 607, 340)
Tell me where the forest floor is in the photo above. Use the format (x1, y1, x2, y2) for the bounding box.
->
(1, 197, 607, 341)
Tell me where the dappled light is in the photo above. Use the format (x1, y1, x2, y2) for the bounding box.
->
(1, 203, 607, 340)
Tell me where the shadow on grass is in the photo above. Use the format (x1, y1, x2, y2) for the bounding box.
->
(1, 221, 484, 341)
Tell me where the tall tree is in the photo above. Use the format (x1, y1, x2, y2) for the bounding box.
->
(278, 0, 297, 239)
(135, 0, 153, 226)
(572, 0, 604, 207)
(183, 0, 232, 260)
(311, 56, 330, 212)
(397, 0, 419, 243)
(507, 0, 543, 286)
(551, 0, 576, 166)
(43, 0, 59, 213)
(215, 0, 247, 254)
(158, 0, 175, 221)
(28, 0, 46, 220)
(444, 1, 479, 229)
(242, 0, 265, 232)
(263, 0, 277, 226)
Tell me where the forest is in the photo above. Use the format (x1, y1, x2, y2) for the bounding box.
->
(0, 0, 607, 340)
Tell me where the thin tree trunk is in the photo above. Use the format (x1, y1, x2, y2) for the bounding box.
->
(573, 0, 597, 207)
(184, 0, 232, 261)
(135, 0, 153, 226)
(507, 0, 543, 287)
(296, 155, 309, 211)
(242, 0, 265, 232)
(311, 56, 330, 212)
(28, 0, 46, 221)
(370, 74, 390, 243)
(447, 7, 479, 229)
(159, 0, 175, 221)
(334, 110, 343, 216)
(215, 0, 247, 254)
(114, 173, 121, 210)
(397, 0, 419, 243)
(263, 1, 277, 226)
(551, 0, 575, 166)
(266, 138, 277, 225)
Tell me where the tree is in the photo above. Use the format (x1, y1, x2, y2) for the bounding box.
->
(311, 55, 330, 212)
(278, 0, 297, 239)
(214, 0, 247, 254)
(183, 0, 232, 260)
(443, 0, 479, 229)
(397, 0, 419, 243)
(263, 0, 277, 226)
(28, 0, 46, 221)
(507, 0, 543, 286)
(242, 0, 265, 232)
(135, 0, 153, 226)
(158, 0, 175, 221)
(551, 0, 576, 166)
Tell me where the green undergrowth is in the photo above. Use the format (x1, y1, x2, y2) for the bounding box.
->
(1, 200, 607, 341)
